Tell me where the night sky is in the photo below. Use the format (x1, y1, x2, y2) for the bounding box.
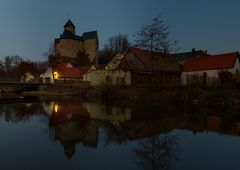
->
(0, 0, 239, 61)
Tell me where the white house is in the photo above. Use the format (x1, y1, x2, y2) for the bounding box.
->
(181, 52, 240, 85)
(40, 67, 54, 83)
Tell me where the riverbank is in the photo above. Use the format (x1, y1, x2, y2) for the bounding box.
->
(22, 84, 240, 107)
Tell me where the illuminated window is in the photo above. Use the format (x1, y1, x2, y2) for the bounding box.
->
(53, 72, 59, 79)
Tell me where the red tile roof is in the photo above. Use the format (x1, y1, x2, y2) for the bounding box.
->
(131, 48, 169, 68)
(130, 48, 180, 72)
(54, 64, 92, 79)
(57, 62, 72, 68)
(182, 52, 239, 72)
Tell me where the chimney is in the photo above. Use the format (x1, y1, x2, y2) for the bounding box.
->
(192, 48, 196, 53)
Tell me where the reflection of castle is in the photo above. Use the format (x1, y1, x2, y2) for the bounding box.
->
(53, 118, 98, 158)
(41, 101, 132, 158)
(42, 102, 98, 158)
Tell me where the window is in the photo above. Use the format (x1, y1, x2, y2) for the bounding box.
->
(106, 75, 111, 82)
(116, 78, 125, 86)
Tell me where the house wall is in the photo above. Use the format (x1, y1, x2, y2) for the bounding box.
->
(181, 58, 240, 85)
(84, 70, 131, 86)
(118, 52, 145, 71)
(41, 68, 54, 84)
(55, 39, 83, 58)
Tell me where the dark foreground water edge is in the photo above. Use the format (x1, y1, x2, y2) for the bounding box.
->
(0, 97, 240, 170)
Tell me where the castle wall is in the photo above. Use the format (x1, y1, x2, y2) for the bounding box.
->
(55, 39, 84, 58)
(83, 39, 98, 62)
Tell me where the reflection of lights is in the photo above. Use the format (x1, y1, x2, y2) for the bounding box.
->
(112, 121, 120, 127)
(54, 104, 59, 113)
(67, 114, 72, 119)
(53, 71, 59, 79)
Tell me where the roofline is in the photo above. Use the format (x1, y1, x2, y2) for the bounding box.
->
(128, 49, 148, 70)
(172, 50, 210, 55)
(183, 66, 235, 72)
(182, 52, 239, 72)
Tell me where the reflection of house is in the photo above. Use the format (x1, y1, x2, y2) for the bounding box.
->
(180, 114, 240, 136)
(84, 103, 131, 124)
(54, 19, 98, 62)
(207, 116, 240, 136)
(181, 114, 206, 133)
(42, 102, 90, 119)
(181, 52, 240, 85)
(42, 101, 131, 124)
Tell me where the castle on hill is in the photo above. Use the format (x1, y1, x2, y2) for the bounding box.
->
(54, 19, 99, 63)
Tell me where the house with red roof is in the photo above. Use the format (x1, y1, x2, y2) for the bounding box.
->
(105, 48, 181, 86)
(40, 62, 95, 83)
(181, 52, 240, 85)
(106, 48, 181, 73)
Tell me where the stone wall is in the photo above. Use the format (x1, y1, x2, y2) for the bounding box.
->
(55, 39, 83, 58)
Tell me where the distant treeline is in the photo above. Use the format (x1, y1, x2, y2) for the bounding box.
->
(0, 55, 48, 82)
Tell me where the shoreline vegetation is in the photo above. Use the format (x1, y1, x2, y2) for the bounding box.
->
(20, 84, 240, 108)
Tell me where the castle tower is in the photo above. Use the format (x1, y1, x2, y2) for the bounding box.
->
(64, 19, 75, 34)
(55, 19, 99, 63)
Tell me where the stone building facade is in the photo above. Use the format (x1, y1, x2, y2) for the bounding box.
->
(54, 19, 99, 62)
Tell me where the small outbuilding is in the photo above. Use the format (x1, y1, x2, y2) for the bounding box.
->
(21, 72, 35, 83)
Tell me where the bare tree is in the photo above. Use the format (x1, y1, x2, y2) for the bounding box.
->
(43, 41, 54, 59)
(104, 33, 131, 54)
(134, 15, 178, 53)
(4, 56, 12, 72)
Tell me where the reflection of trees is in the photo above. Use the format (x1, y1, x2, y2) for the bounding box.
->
(134, 133, 178, 170)
(102, 122, 128, 146)
(0, 103, 40, 123)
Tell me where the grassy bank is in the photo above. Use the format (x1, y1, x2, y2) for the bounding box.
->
(23, 84, 240, 107)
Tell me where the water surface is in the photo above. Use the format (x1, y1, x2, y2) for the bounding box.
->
(0, 100, 240, 170)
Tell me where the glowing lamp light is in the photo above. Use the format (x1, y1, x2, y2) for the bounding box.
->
(53, 71, 59, 79)
(54, 104, 59, 113)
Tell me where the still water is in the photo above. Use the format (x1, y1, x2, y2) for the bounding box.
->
(0, 99, 240, 170)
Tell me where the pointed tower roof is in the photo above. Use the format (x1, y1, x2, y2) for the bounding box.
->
(64, 19, 75, 28)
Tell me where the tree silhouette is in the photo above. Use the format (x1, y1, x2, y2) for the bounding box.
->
(134, 15, 178, 53)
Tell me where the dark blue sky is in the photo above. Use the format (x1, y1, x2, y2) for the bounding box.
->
(0, 0, 239, 61)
